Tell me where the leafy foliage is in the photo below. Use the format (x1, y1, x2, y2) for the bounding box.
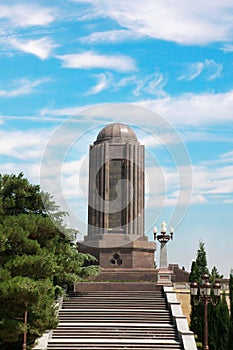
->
(189, 241, 230, 349)
(0, 173, 99, 349)
(189, 241, 209, 340)
(209, 292, 230, 350)
(189, 241, 209, 284)
(209, 266, 223, 283)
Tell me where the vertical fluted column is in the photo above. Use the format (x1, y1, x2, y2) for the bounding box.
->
(125, 144, 129, 235)
(94, 145, 100, 234)
(133, 144, 137, 235)
(103, 142, 108, 234)
(98, 143, 104, 231)
(142, 145, 145, 235)
(88, 145, 97, 235)
(88, 146, 93, 235)
(129, 143, 134, 234)
(136, 145, 140, 236)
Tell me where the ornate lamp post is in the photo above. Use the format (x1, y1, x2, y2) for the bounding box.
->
(153, 220, 174, 284)
(190, 274, 221, 350)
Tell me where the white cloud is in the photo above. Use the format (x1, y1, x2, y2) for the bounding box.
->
(9, 37, 57, 59)
(39, 90, 233, 127)
(140, 132, 182, 147)
(0, 162, 41, 186)
(179, 59, 222, 81)
(0, 129, 52, 161)
(139, 90, 233, 126)
(221, 44, 233, 52)
(220, 150, 233, 162)
(73, 0, 233, 45)
(193, 194, 208, 203)
(56, 52, 136, 72)
(224, 199, 233, 203)
(86, 73, 113, 95)
(208, 61, 223, 80)
(0, 78, 51, 98)
(85, 71, 166, 97)
(132, 72, 166, 97)
(193, 164, 233, 196)
(0, 4, 55, 27)
(179, 62, 204, 81)
(80, 29, 143, 43)
(145, 155, 233, 208)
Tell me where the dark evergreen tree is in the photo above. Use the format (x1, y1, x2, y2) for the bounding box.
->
(189, 241, 209, 341)
(189, 241, 230, 350)
(194, 241, 209, 283)
(0, 173, 98, 349)
(209, 266, 223, 283)
(189, 260, 198, 283)
(208, 300, 218, 350)
(216, 292, 230, 350)
(209, 291, 230, 350)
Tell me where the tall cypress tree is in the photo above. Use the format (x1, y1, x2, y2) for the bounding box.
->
(209, 291, 230, 350)
(189, 241, 230, 349)
(194, 241, 209, 282)
(189, 241, 209, 340)
(216, 292, 230, 350)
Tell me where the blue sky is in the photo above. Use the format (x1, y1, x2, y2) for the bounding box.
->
(0, 0, 233, 276)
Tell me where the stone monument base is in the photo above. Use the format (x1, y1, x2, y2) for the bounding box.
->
(87, 268, 157, 282)
(78, 234, 156, 270)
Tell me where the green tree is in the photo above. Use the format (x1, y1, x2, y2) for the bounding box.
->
(189, 241, 230, 350)
(209, 266, 223, 283)
(189, 260, 198, 282)
(0, 173, 98, 349)
(209, 291, 230, 350)
(189, 241, 209, 340)
(189, 242, 209, 285)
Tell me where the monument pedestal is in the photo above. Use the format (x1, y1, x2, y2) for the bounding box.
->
(78, 234, 156, 270)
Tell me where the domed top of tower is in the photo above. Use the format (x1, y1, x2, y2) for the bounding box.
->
(95, 123, 137, 144)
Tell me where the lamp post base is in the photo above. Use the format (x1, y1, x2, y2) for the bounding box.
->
(157, 268, 174, 286)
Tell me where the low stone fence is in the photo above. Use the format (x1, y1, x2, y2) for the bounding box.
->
(164, 286, 197, 350)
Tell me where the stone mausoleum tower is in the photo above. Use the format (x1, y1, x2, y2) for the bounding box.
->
(78, 123, 156, 275)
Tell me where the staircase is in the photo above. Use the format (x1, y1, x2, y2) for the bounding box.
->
(46, 284, 184, 350)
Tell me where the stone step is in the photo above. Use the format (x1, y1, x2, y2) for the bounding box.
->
(47, 346, 183, 349)
(47, 338, 183, 349)
(69, 290, 162, 294)
(58, 318, 171, 323)
(64, 295, 165, 300)
(64, 295, 166, 300)
(62, 304, 167, 308)
(59, 308, 170, 313)
(58, 312, 172, 323)
(46, 288, 184, 350)
(74, 282, 162, 292)
(62, 300, 167, 304)
(52, 326, 177, 339)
